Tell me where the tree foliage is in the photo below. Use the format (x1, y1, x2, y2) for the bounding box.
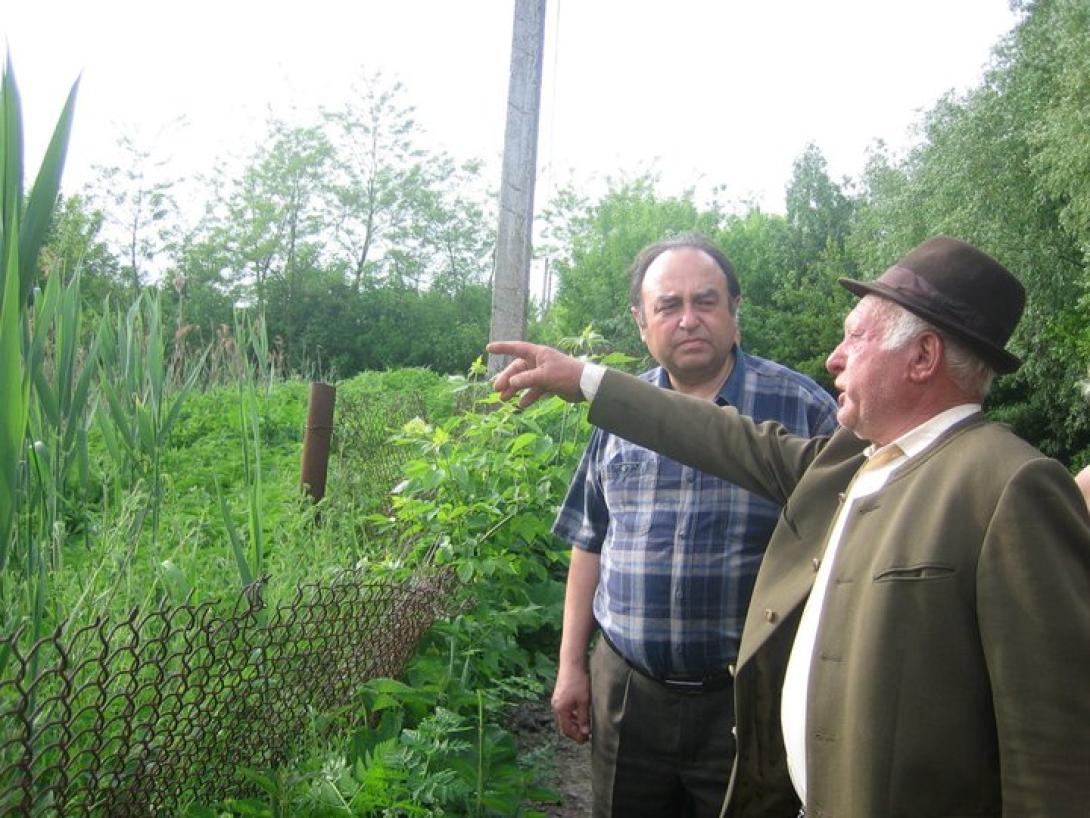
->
(91, 134, 180, 296)
(536, 1, 1089, 461)
(541, 176, 722, 357)
(35, 3, 1090, 459)
(49, 75, 496, 376)
(537, 161, 855, 387)
(843, 0, 1089, 459)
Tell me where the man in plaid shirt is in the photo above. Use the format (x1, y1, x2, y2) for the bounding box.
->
(551, 234, 838, 818)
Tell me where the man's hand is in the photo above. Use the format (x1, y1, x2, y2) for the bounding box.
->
(551, 662, 592, 744)
(487, 341, 586, 408)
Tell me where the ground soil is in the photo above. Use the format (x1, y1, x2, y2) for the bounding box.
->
(512, 696, 594, 817)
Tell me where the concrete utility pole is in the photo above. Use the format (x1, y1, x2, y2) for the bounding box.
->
(488, 0, 547, 375)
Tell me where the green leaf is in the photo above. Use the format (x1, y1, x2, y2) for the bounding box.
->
(159, 347, 209, 444)
(216, 479, 253, 587)
(0, 204, 26, 569)
(508, 432, 538, 454)
(31, 366, 59, 429)
(19, 75, 78, 307)
(159, 559, 191, 603)
(1, 55, 25, 235)
(28, 438, 53, 495)
(135, 400, 155, 453)
(99, 377, 136, 455)
(94, 406, 123, 467)
(62, 329, 100, 458)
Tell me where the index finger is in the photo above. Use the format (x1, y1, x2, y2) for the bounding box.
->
(487, 340, 536, 358)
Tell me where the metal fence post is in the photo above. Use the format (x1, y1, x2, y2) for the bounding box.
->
(300, 382, 336, 503)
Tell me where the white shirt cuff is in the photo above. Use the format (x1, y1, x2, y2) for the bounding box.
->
(580, 363, 605, 402)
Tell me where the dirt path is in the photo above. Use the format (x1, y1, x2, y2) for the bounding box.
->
(514, 697, 593, 816)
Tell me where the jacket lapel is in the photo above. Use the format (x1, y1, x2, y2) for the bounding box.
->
(736, 432, 867, 668)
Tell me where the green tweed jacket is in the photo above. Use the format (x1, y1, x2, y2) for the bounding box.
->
(589, 369, 1090, 818)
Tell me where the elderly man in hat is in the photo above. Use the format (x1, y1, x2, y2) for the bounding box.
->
(489, 236, 1090, 818)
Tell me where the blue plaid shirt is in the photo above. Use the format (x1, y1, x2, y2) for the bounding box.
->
(553, 349, 838, 679)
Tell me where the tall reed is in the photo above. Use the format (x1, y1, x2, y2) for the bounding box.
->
(216, 311, 275, 588)
(1, 58, 78, 637)
(95, 291, 208, 543)
(0, 65, 78, 737)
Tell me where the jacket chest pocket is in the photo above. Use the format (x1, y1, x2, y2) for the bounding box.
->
(873, 562, 957, 582)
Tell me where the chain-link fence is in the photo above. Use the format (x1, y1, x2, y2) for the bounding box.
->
(0, 568, 456, 816)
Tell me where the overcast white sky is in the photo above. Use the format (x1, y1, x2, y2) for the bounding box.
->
(4, 0, 1020, 216)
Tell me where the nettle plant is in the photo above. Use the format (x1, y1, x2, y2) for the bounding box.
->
(371, 352, 639, 708)
(382, 388, 586, 686)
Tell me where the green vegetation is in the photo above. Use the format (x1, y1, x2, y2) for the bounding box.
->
(4, 0, 1090, 813)
(4, 60, 573, 814)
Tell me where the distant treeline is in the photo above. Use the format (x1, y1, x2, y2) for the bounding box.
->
(41, 0, 1089, 463)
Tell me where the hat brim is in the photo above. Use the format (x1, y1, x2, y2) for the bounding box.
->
(838, 277, 1022, 374)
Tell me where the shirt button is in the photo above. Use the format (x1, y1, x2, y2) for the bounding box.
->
(764, 608, 778, 623)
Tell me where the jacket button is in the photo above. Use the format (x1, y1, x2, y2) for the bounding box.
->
(811, 557, 821, 571)
(728, 663, 736, 677)
(764, 608, 778, 623)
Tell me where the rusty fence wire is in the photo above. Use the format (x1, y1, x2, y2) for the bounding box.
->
(331, 390, 428, 506)
(0, 568, 456, 816)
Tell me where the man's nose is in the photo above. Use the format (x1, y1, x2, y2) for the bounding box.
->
(826, 345, 844, 375)
(678, 304, 698, 329)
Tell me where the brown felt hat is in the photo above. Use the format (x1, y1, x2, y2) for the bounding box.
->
(838, 236, 1024, 374)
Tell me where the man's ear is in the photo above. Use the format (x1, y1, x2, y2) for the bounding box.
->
(631, 305, 647, 341)
(908, 331, 944, 382)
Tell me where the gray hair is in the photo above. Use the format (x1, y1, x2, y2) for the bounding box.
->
(869, 296, 996, 399)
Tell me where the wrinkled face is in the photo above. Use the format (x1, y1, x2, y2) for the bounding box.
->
(825, 297, 914, 444)
(634, 248, 739, 387)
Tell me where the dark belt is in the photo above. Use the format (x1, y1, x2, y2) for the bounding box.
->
(601, 633, 733, 694)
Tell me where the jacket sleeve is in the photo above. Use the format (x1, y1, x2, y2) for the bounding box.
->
(588, 368, 828, 506)
(976, 456, 1090, 815)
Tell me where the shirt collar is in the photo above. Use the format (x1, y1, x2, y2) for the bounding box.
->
(863, 403, 982, 460)
(651, 344, 744, 407)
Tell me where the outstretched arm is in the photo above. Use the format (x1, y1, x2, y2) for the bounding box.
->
(487, 341, 587, 408)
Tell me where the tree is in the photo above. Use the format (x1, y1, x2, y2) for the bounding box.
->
(784, 143, 855, 270)
(730, 146, 856, 386)
(541, 176, 721, 357)
(91, 133, 180, 296)
(40, 193, 124, 308)
(322, 74, 494, 293)
(203, 119, 333, 313)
